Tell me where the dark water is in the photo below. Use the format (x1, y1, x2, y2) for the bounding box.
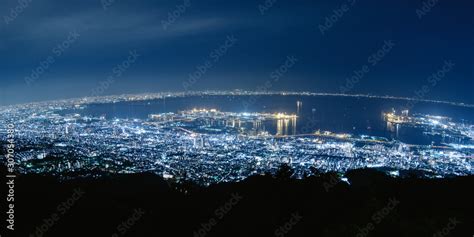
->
(64, 95, 474, 145)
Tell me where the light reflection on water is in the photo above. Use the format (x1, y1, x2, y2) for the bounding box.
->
(62, 95, 474, 146)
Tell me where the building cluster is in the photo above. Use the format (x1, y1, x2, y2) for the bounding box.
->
(0, 94, 473, 185)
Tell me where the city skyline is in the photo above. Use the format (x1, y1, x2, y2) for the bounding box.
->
(1, 1, 473, 236)
(2, 93, 473, 185)
(2, 90, 474, 109)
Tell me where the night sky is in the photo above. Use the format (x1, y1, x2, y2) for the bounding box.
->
(0, 0, 472, 105)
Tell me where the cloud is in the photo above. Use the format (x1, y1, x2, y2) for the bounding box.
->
(0, 2, 234, 50)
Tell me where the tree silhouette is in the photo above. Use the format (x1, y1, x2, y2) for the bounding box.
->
(275, 163, 294, 180)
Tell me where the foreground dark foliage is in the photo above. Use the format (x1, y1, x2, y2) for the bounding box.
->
(1, 167, 473, 237)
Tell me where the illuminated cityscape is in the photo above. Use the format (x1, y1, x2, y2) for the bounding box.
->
(2, 0, 473, 235)
(1, 91, 472, 185)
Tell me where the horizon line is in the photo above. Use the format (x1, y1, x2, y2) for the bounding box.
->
(1, 90, 474, 109)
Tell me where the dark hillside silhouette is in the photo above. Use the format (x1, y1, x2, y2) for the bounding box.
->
(1, 166, 472, 237)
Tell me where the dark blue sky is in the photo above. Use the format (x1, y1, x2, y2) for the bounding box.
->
(0, 0, 472, 105)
